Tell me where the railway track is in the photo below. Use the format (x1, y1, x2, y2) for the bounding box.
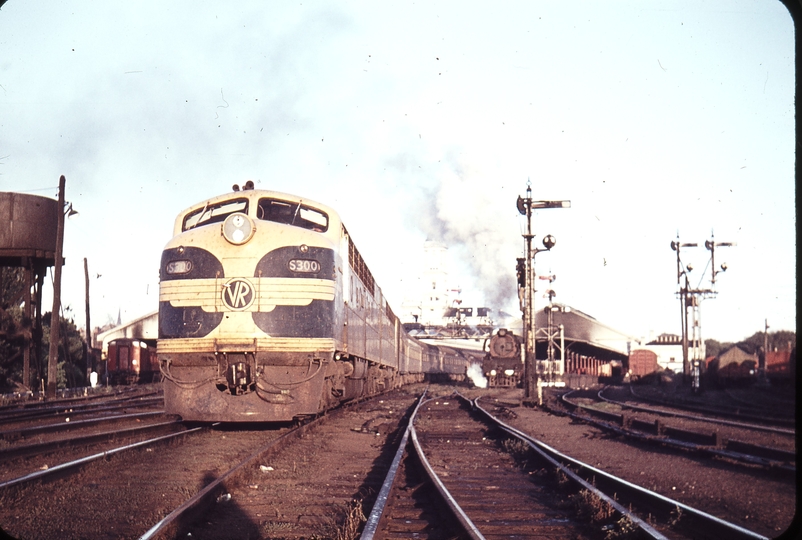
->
(0, 410, 169, 442)
(599, 386, 795, 437)
(154, 389, 423, 539)
(0, 384, 790, 539)
(470, 396, 771, 540)
(365, 391, 770, 540)
(626, 384, 795, 427)
(365, 393, 643, 539)
(0, 416, 184, 466)
(0, 391, 176, 480)
(0, 393, 164, 428)
(0, 422, 290, 539)
(0, 386, 424, 540)
(0, 385, 160, 413)
(558, 388, 795, 472)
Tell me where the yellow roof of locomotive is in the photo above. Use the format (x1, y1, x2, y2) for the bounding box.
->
(171, 188, 342, 237)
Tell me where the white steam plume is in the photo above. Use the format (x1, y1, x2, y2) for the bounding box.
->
(466, 363, 488, 389)
(411, 156, 520, 311)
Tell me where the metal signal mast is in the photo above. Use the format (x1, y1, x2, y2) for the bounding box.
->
(517, 182, 569, 405)
(671, 231, 734, 391)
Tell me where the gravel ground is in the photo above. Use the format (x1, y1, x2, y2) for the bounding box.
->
(0, 427, 287, 539)
(461, 385, 797, 539)
(0, 382, 795, 539)
(596, 385, 796, 452)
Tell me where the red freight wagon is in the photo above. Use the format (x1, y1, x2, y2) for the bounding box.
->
(628, 349, 658, 380)
(106, 338, 159, 384)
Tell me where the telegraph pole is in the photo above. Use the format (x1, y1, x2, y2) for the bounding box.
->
(759, 318, 769, 384)
(84, 258, 92, 385)
(517, 182, 569, 405)
(46, 175, 66, 398)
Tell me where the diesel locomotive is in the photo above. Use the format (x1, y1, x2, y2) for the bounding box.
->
(157, 183, 467, 422)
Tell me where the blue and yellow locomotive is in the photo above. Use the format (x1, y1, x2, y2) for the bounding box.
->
(158, 183, 466, 422)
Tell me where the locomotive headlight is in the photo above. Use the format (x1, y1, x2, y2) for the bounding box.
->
(504, 369, 515, 376)
(222, 213, 255, 245)
(490, 369, 497, 376)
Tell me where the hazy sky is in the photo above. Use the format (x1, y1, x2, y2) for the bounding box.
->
(0, 0, 795, 343)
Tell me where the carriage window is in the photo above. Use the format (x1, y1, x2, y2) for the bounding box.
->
(183, 198, 248, 231)
(257, 198, 328, 232)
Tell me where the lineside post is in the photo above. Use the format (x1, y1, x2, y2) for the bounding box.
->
(46, 175, 66, 398)
(516, 182, 569, 405)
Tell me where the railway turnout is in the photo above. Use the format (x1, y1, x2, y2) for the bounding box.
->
(0, 384, 790, 539)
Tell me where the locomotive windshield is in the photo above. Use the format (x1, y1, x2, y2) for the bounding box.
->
(257, 198, 328, 232)
(183, 198, 248, 231)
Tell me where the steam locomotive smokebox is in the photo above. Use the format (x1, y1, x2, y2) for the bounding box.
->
(0, 191, 58, 265)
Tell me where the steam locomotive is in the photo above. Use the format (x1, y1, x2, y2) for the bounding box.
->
(482, 328, 523, 387)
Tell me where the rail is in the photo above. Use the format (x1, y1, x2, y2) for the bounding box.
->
(599, 386, 795, 436)
(362, 391, 666, 539)
(474, 396, 769, 540)
(0, 426, 203, 490)
(0, 410, 170, 441)
(139, 415, 329, 539)
(0, 419, 183, 461)
(360, 389, 426, 540)
(561, 390, 795, 471)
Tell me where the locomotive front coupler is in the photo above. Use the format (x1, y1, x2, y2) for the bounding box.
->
(215, 351, 258, 395)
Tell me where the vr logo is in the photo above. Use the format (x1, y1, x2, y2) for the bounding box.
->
(222, 278, 255, 310)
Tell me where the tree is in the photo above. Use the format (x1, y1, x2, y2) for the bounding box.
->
(0, 267, 25, 306)
(739, 331, 796, 355)
(0, 267, 29, 390)
(704, 339, 733, 359)
(36, 312, 86, 391)
(706, 331, 796, 359)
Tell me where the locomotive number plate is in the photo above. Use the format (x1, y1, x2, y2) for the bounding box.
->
(288, 259, 321, 273)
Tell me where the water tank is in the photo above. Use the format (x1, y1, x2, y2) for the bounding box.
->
(0, 192, 58, 261)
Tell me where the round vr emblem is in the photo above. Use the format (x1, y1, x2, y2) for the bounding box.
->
(222, 278, 255, 310)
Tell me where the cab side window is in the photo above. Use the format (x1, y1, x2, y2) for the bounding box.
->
(257, 198, 328, 232)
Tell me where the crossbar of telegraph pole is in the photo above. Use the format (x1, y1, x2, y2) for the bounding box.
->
(517, 183, 569, 405)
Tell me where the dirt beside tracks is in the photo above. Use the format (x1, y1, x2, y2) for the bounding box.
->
(463, 385, 797, 539)
(0, 383, 795, 539)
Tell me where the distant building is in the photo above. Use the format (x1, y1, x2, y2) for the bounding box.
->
(715, 345, 758, 377)
(95, 310, 158, 359)
(765, 349, 794, 377)
(639, 333, 703, 373)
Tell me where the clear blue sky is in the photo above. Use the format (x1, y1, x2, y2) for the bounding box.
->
(0, 0, 795, 343)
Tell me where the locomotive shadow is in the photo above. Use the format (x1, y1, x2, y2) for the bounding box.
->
(173, 471, 262, 539)
(168, 422, 293, 538)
